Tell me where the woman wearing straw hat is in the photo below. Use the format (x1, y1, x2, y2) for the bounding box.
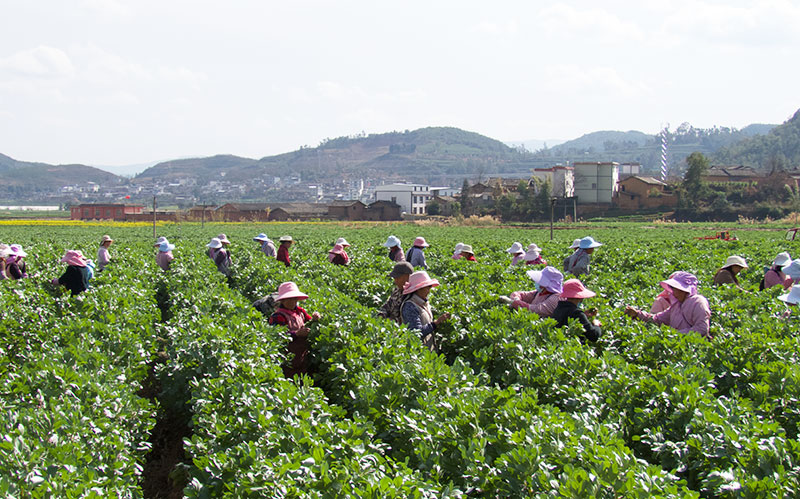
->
(624, 271, 712, 339)
(713, 255, 748, 287)
(97, 235, 113, 272)
(277, 236, 293, 267)
(551, 279, 602, 342)
(406, 237, 429, 269)
(401, 270, 450, 351)
(207, 237, 232, 276)
(499, 266, 564, 318)
(0, 244, 10, 280)
(328, 244, 350, 266)
(5, 244, 29, 280)
(761, 252, 791, 290)
(458, 245, 476, 261)
(564, 236, 602, 276)
(452, 242, 465, 260)
(523, 243, 546, 266)
(507, 242, 524, 266)
(383, 235, 404, 262)
(268, 281, 322, 378)
(156, 239, 175, 271)
(52, 250, 91, 296)
(254, 233, 276, 257)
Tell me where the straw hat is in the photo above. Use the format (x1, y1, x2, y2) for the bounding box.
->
(60, 249, 88, 267)
(526, 266, 564, 294)
(413, 236, 429, 248)
(329, 244, 345, 255)
(660, 271, 698, 295)
(335, 237, 350, 247)
(778, 284, 800, 305)
(721, 255, 748, 269)
(454, 242, 464, 253)
(569, 239, 582, 249)
(9, 244, 27, 258)
(206, 238, 223, 249)
(253, 233, 271, 242)
(100, 235, 114, 244)
(773, 252, 791, 267)
(579, 237, 602, 249)
(154, 236, 168, 247)
(383, 235, 401, 248)
(459, 244, 474, 255)
(506, 242, 523, 254)
(783, 259, 800, 280)
(275, 281, 308, 301)
(217, 234, 231, 245)
(402, 270, 440, 295)
(278, 235, 293, 243)
(561, 279, 596, 299)
(159, 241, 175, 252)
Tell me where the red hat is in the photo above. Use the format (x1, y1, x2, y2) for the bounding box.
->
(560, 279, 596, 299)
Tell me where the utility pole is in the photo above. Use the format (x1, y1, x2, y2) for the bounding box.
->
(201, 202, 206, 228)
(153, 194, 157, 239)
(550, 197, 556, 241)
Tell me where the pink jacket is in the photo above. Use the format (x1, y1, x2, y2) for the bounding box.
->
(764, 268, 787, 289)
(510, 255, 524, 266)
(509, 290, 561, 317)
(635, 294, 711, 338)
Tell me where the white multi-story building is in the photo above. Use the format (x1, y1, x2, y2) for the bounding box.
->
(374, 183, 431, 214)
(573, 162, 619, 204)
(532, 166, 575, 198)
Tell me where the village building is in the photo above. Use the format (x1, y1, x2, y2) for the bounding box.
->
(374, 183, 432, 215)
(532, 166, 575, 198)
(70, 203, 144, 220)
(573, 162, 619, 204)
(702, 165, 761, 184)
(615, 176, 678, 210)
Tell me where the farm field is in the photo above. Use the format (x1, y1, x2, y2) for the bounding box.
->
(2, 220, 800, 498)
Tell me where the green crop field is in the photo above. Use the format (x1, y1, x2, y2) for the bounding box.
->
(2, 220, 800, 497)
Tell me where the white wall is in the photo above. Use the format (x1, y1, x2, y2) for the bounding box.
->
(374, 184, 431, 214)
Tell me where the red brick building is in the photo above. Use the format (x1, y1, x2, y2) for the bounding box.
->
(614, 176, 677, 210)
(71, 204, 144, 220)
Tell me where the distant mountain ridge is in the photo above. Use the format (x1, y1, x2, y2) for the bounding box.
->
(713, 111, 800, 168)
(0, 153, 122, 192)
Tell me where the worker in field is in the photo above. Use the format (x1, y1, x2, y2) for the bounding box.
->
(401, 270, 450, 351)
(207, 236, 232, 276)
(335, 238, 351, 258)
(0, 244, 10, 279)
(713, 255, 748, 288)
(452, 242, 465, 260)
(498, 266, 564, 318)
(52, 250, 90, 296)
(624, 271, 712, 340)
(277, 236, 293, 267)
(96, 235, 113, 272)
(156, 239, 175, 271)
(5, 244, 29, 280)
(328, 244, 349, 266)
(458, 245, 476, 261)
(378, 262, 414, 324)
(782, 259, 800, 288)
(254, 233, 276, 257)
(406, 237, 429, 269)
(551, 279, 602, 342)
(761, 252, 791, 290)
(268, 281, 322, 379)
(523, 243, 546, 265)
(383, 235, 404, 262)
(563, 236, 602, 276)
(507, 242, 525, 266)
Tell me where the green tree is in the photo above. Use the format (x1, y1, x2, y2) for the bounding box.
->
(682, 152, 710, 207)
(460, 179, 473, 217)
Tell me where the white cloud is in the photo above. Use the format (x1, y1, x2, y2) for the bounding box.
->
(473, 20, 519, 36)
(543, 64, 652, 97)
(0, 46, 75, 79)
(80, 0, 131, 16)
(535, 4, 645, 43)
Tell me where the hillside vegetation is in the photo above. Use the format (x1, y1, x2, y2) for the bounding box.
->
(713, 109, 800, 168)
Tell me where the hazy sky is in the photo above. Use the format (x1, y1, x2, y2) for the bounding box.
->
(1, 0, 798, 167)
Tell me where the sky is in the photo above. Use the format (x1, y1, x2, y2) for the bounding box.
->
(0, 0, 798, 170)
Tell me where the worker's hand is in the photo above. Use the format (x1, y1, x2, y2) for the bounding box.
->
(623, 306, 638, 318)
(434, 313, 451, 326)
(311, 312, 321, 321)
(592, 319, 602, 327)
(295, 326, 310, 337)
(585, 307, 598, 317)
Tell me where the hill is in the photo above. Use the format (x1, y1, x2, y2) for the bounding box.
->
(547, 130, 651, 154)
(713, 110, 800, 168)
(0, 153, 123, 196)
